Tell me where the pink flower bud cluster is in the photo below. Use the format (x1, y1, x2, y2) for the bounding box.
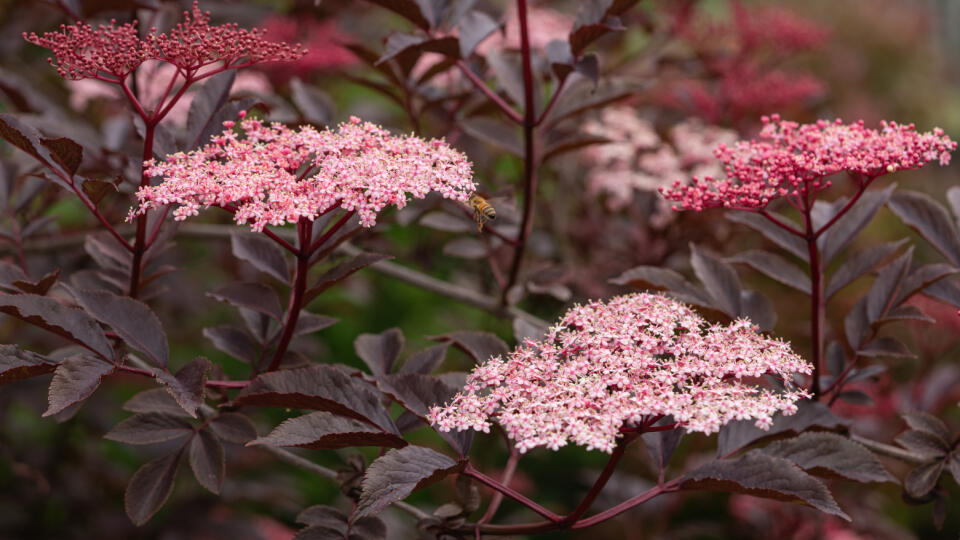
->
(661, 115, 956, 211)
(133, 114, 475, 231)
(429, 293, 812, 454)
(24, 2, 305, 81)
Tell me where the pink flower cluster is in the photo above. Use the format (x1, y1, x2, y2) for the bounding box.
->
(581, 108, 736, 225)
(133, 114, 475, 231)
(429, 293, 811, 454)
(664, 3, 829, 122)
(661, 115, 956, 211)
(24, 2, 305, 80)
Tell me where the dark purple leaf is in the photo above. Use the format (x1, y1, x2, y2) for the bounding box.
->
(640, 419, 684, 471)
(727, 250, 810, 293)
(821, 185, 895, 263)
(895, 430, 949, 459)
(249, 411, 406, 450)
(350, 516, 387, 540)
(826, 240, 908, 298)
(12, 268, 62, 296)
(574, 54, 600, 85)
(366, 0, 431, 30)
(153, 357, 211, 417)
(759, 432, 895, 483)
(883, 304, 934, 324)
(354, 446, 465, 520)
(378, 33, 459, 65)
(458, 10, 499, 58)
(690, 244, 742, 317)
(844, 364, 887, 384)
(947, 452, 960, 485)
(609, 265, 709, 305)
(0, 261, 28, 290)
(125, 450, 183, 525)
(548, 77, 644, 125)
(295, 311, 339, 337)
(123, 388, 193, 418)
(396, 411, 425, 432)
(569, 0, 639, 55)
(0, 114, 59, 173)
(900, 411, 950, 444)
(400, 343, 448, 374)
(304, 253, 393, 304)
(235, 365, 398, 434)
(904, 460, 944, 498)
(43, 355, 114, 417)
(290, 78, 334, 126)
(681, 451, 849, 519)
(545, 39, 575, 79)
(297, 505, 348, 528)
(442, 237, 487, 259)
(374, 373, 472, 455)
(740, 290, 776, 332)
(66, 286, 168, 367)
(857, 337, 913, 358)
(836, 390, 873, 406)
(717, 400, 849, 457)
(210, 412, 258, 444)
(186, 70, 235, 149)
(865, 249, 913, 323)
(924, 276, 960, 309)
(293, 527, 344, 540)
(486, 50, 527, 109)
(825, 341, 845, 378)
(0, 293, 113, 359)
(844, 297, 869, 349)
(429, 331, 508, 364)
(354, 328, 404, 376)
(541, 133, 611, 162)
(104, 413, 193, 445)
(208, 282, 284, 321)
(189, 428, 225, 494)
(726, 211, 807, 261)
(888, 190, 960, 266)
(898, 263, 958, 304)
(231, 233, 290, 283)
(459, 116, 523, 157)
(0, 344, 56, 384)
(419, 211, 472, 233)
(203, 325, 257, 364)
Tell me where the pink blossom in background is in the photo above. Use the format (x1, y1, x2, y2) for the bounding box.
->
(581, 108, 737, 222)
(477, 5, 573, 53)
(661, 115, 956, 211)
(429, 293, 811, 454)
(257, 15, 354, 82)
(133, 114, 475, 231)
(664, 3, 830, 122)
(24, 2, 304, 81)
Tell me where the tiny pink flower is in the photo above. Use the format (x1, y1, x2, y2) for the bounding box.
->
(429, 293, 812, 454)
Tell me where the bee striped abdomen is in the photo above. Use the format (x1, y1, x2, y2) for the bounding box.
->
(468, 193, 496, 231)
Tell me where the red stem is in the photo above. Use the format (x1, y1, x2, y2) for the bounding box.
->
(477, 449, 519, 525)
(501, 0, 538, 305)
(802, 195, 824, 397)
(562, 434, 633, 524)
(128, 122, 155, 298)
(453, 60, 523, 124)
(306, 210, 355, 256)
(759, 209, 805, 237)
(813, 176, 871, 238)
(265, 218, 313, 373)
(463, 464, 563, 523)
(116, 364, 248, 389)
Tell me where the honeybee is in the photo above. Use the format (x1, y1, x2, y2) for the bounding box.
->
(468, 192, 496, 231)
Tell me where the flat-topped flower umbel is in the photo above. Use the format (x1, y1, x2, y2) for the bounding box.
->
(429, 293, 811, 454)
(23, 1, 305, 81)
(660, 115, 956, 211)
(132, 114, 476, 231)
